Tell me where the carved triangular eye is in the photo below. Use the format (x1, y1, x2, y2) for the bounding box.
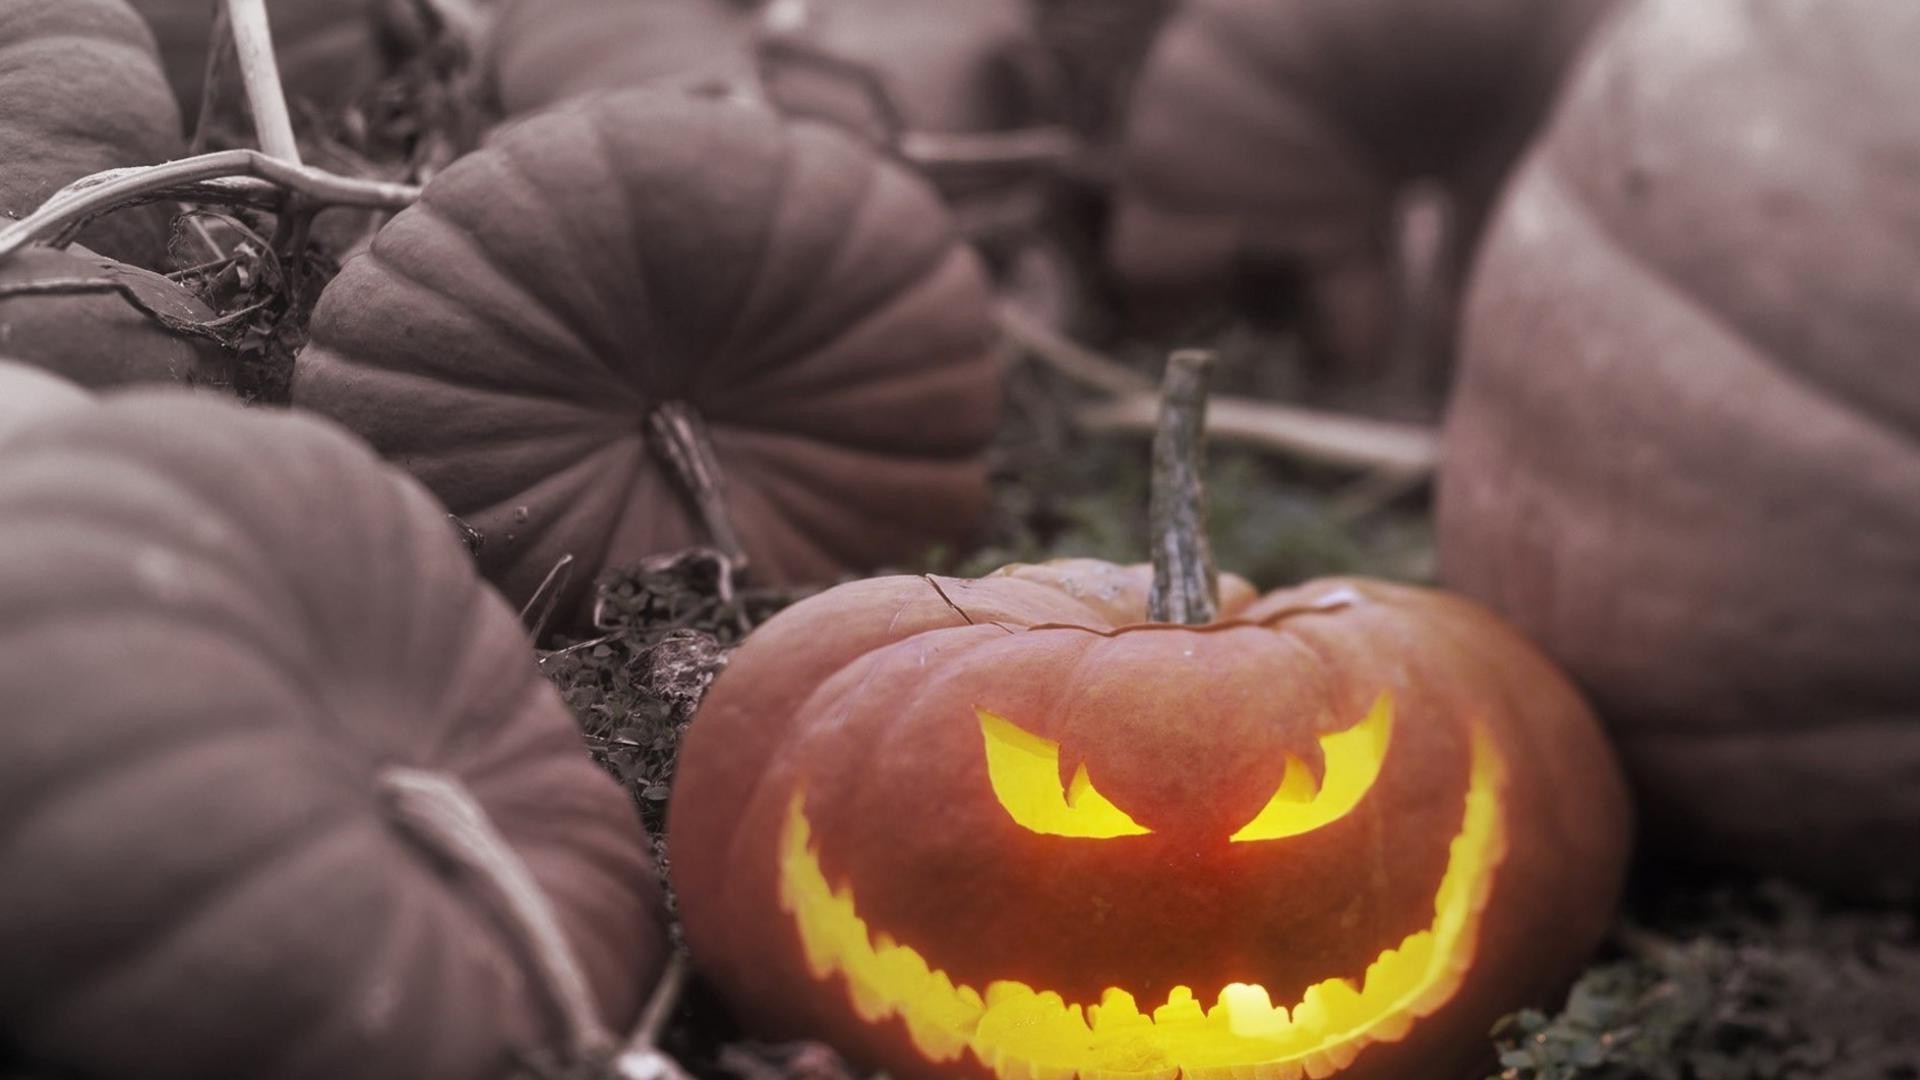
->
(976, 709, 1151, 838)
(1230, 692, 1394, 842)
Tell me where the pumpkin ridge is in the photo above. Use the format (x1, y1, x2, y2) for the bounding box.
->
(464, 441, 644, 571)
(1546, 155, 1920, 450)
(0, 654, 312, 831)
(720, 247, 990, 421)
(712, 133, 896, 394)
(363, 209, 613, 391)
(702, 119, 800, 375)
(540, 108, 662, 374)
(0, 451, 342, 688)
(18, 779, 363, 1010)
(724, 448, 941, 569)
(1521, 155, 1920, 462)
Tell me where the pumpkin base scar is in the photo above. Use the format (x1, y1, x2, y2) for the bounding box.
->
(777, 724, 1510, 1079)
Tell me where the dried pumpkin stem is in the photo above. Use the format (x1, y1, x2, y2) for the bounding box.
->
(1148, 349, 1220, 625)
(611, 952, 694, 1079)
(223, 0, 302, 164)
(0, 151, 421, 264)
(377, 767, 617, 1065)
(647, 402, 751, 578)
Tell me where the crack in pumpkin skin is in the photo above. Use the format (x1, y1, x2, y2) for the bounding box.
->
(777, 722, 1510, 1079)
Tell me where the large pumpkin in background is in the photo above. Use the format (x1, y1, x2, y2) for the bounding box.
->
(129, 0, 387, 127)
(481, 0, 756, 118)
(0, 0, 185, 268)
(1113, 0, 1617, 370)
(294, 90, 1000, 629)
(1437, 0, 1920, 894)
(0, 246, 232, 390)
(670, 560, 1630, 1079)
(0, 391, 667, 1079)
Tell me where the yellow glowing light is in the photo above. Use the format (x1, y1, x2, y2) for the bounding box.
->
(778, 722, 1510, 1080)
(977, 708, 1152, 839)
(1229, 693, 1394, 843)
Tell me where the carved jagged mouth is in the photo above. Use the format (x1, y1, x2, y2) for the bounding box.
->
(777, 724, 1509, 1080)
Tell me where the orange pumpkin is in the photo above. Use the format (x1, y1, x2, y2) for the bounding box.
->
(294, 90, 1001, 629)
(0, 246, 232, 390)
(1438, 0, 1920, 893)
(1112, 0, 1617, 369)
(0, 389, 666, 1079)
(669, 560, 1630, 1080)
(0, 0, 185, 268)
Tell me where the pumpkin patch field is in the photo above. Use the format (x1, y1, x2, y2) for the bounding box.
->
(1, 2, 1916, 1079)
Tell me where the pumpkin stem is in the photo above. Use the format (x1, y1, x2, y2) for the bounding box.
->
(648, 402, 751, 580)
(377, 767, 617, 1065)
(611, 952, 695, 1078)
(1148, 348, 1220, 625)
(223, 0, 303, 165)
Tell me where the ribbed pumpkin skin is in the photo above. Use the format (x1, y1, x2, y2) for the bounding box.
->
(1437, 0, 1920, 893)
(669, 561, 1630, 1080)
(0, 246, 232, 390)
(293, 91, 1001, 628)
(0, 394, 666, 1079)
(1113, 0, 1616, 366)
(482, 0, 755, 118)
(128, 0, 384, 126)
(0, 0, 184, 268)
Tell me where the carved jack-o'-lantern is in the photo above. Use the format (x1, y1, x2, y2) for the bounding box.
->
(669, 559, 1630, 1079)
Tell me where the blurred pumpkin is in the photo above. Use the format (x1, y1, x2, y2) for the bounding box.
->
(1113, 0, 1618, 372)
(0, 0, 185, 268)
(481, 0, 757, 118)
(0, 390, 667, 1079)
(0, 358, 90, 438)
(759, 0, 1059, 146)
(128, 0, 386, 128)
(0, 246, 232, 389)
(1438, 0, 1920, 894)
(669, 560, 1630, 1079)
(293, 90, 1001, 630)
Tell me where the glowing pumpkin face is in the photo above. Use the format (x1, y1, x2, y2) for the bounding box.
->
(670, 561, 1630, 1080)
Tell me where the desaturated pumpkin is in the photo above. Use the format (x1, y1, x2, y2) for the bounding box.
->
(1112, 0, 1618, 370)
(669, 559, 1630, 1080)
(0, 0, 185, 268)
(1437, 0, 1920, 894)
(0, 245, 233, 389)
(0, 390, 667, 1079)
(293, 90, 1001, 629)
(759, 0, 1059, 146)
(481, 0, 756, 118)
(129, 0, 386, 127)
(0, 358, 90, 439)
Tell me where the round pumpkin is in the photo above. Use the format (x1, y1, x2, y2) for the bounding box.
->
(760, 0, 1059, 145)
(668, 559, 1630, 1079)
(129, 0, 386, 128)
(481, 0, 756, 118)
(1437, 0, 1920, 894)
(0, 391, 667, 1079)
(0, 0, 185, 268)
(1112, 0, 1618, 369)
(0, 358, 90, 439)
(293, 89, 1001, 629)
(0, 245, 233, 390)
